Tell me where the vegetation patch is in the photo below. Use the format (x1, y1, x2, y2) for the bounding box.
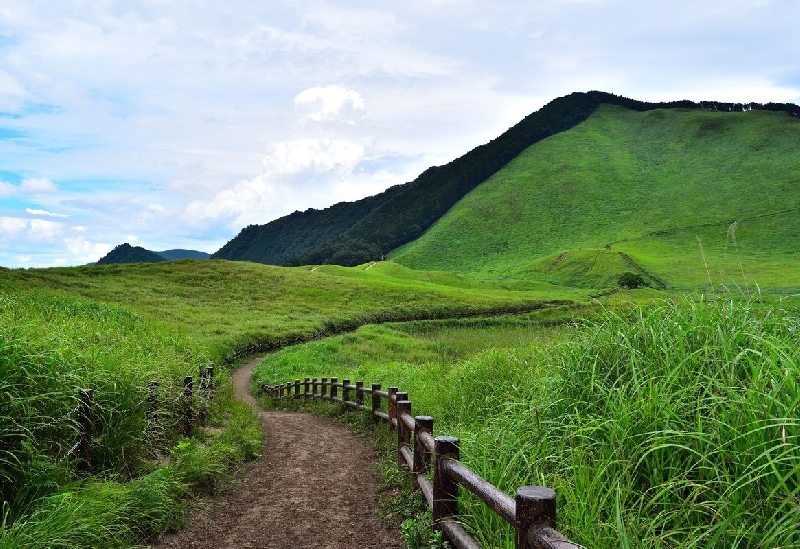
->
(254, 298, 800, 548)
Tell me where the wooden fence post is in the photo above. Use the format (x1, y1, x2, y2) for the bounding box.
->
(413, 416, 433, 488)
(321, 377, 328, 399)
(515, 486, 557, 549)
(183, 376, 193, 436)
(371, 383, 381, 423)
(304, 377, 311, 396)
(77, 388, 93, 474)
(342, 379, 351, 406)
(355, 381, 364, 410)
(312, 378, 318, 396)
(433, 435, 460, 541)
(330, 377, 338, 401)
(147, 381, 159, 419)
(198, 367, 207, 426)
(388, 387, 398, 430)
(397, 399, 411, 469)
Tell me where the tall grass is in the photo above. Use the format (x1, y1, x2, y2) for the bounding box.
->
(0, 289, 262, 547)
(255, 299, 800, 548)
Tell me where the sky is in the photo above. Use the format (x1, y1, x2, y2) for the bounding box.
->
(1, 0, 799, 268)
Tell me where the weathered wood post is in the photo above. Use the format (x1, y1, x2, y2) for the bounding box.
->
(147, 381, 159, 419)
(397, 398, 411, 469)
(321, 377, 328, 399)
(355, 381, 364, 410)
(205, 366, 214, 400)
(330, 377, 338, 401)
(292, 379, 299, 398)
(77, 388, 93, 474)
(198, 367, 208, 426)
(387, 387, 398, 430)
(433, 436, 460, 542)
(183, 376, 193, 436)
(515, 486, 560, 549)
(342, 379, 351, 407)
(304, 377, 311, 396)
(285, 381, 292, 399)
(413, 416, 433, 489)
(371, 383, 381, 423)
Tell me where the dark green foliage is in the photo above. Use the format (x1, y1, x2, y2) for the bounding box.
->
(96, 244, 210, 265)
(617, 272, 646, 289)
(96, 243, 166, 265)
(212, 92, 799, 268)
(156, 249, 210, 261)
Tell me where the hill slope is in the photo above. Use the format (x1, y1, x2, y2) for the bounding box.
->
(391, 104, 800, 291)
(214, 92, 791, 267)
(95, 245, 210, 264)
(96, 243, 166, 265)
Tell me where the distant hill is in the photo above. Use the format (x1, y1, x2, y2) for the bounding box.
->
(96, 244, 210, 265)
(391, 104, 800, 291)
(156, 249, 211, 261)
(212, 91, 799, 267)
(97, 244, 166, 265)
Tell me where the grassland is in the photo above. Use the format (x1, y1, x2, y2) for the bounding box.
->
(0, 260, 583, 362)
(392, 105, 800, 293)
(253, 298, 800, 548)
(0, 258, 581, 547)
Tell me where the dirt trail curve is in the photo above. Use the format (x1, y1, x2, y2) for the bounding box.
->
(150, 357, 403, 549)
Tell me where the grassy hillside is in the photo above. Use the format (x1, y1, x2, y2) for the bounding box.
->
(392, 104, 800, 292)
(214, 92, 791, 268)
(0, 260, 583, 362)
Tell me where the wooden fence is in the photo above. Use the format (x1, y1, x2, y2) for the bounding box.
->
(67, 366, 215, 473)
(262, 377, 584, 549)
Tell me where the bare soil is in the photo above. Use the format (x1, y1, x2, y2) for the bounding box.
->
(149, 357, 404, 549)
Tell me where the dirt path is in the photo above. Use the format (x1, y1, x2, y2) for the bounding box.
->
(150, 357, 403, 549)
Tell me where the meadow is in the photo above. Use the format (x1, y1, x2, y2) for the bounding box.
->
(0, 259, 577, 547)
(253, 297, 800, 548)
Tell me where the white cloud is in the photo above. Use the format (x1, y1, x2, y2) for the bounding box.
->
(0, 177, 58, 197)
(28, 218, 63, 240)
(0, 217, 28, 235)
(25, 208, 69, 218)
(64, 235, 112, 261)
(294, 85, 366, 124)
(263, 138, 366, 178)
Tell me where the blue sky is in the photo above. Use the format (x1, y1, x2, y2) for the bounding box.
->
(1, 0, 799, 267)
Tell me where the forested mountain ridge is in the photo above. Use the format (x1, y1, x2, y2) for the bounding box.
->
(95, 244, 210, 264)
(212, 91, 799, 267)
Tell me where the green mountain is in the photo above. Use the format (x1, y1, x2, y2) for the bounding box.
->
(212, 91, 798, 268)
(96, 244, 210, 265)
(391, 103, 800, 292)
(156, 249, 211, 261)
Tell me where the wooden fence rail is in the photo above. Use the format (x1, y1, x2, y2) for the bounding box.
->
(262, 377, 584, 549)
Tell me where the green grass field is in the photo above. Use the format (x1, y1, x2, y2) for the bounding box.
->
(0, 258, 582, 547)
(392, 105, 800, 293)
(254, 298, 800, 548)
